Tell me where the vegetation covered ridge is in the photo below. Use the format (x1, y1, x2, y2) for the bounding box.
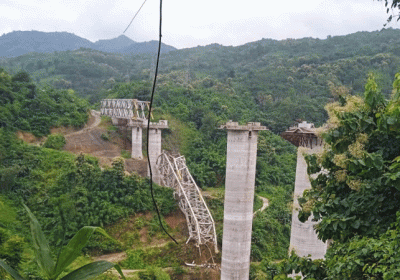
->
(1, 28, 400, 133)
(0, 68, 297, 279)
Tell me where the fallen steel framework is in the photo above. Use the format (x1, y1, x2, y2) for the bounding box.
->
(100, 98, 217, 253)
(157, 151, 218, 253)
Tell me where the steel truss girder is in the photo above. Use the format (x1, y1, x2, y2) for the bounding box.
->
(157, 152, 218, 252)
(100, 99, 151, 120)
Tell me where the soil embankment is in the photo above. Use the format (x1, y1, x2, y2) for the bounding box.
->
(63, 110, 147, 176)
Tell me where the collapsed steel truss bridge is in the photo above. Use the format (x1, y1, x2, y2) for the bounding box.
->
(100, 98, 218, 253)
(157, 152, 218, 252)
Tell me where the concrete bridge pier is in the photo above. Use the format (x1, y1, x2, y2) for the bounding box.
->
(131, 120, 144, 159)
(220, 121, 267, 280)
(290, 139, 326, 259)
(281, 121, 328, 262)
(147, 120, 168, 185)
(111, 117, 119, 126)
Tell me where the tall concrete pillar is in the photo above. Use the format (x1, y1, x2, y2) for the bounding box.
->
(131, 124, 143, 159)
(220, 121, 267, 280)
(290, 140, 326, 259)
(281, 121, 327, 260)
(147, 120, 168, 184)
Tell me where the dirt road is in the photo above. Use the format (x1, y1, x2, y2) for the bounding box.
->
(253, 196, 269, 216)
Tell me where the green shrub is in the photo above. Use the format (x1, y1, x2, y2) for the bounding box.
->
(87, 234, 123, 254)
(100, 116, 112, 126)
(43, 134, 66, 150)
(107, 126, 118, 132)
(0, 228, 25, 269)
(138, 267, 170, 280)
(101, 133, 110, 141)
(123, 250, 146, 269)
(121, 150, 131, 159)
(134, 217, 146, 229)
(253, 195, 263, 212)
(172, 265, 185, 276)
(122, 231, 141, 248)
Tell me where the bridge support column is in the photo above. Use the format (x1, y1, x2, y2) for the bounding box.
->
(220, 121, 266, 280)
(290, 140, 326, 259)
(147, 120, 168, 185)
(111, 117, 119, 126)
(131, 122, 143, 159)
(281, 121, 328, 270)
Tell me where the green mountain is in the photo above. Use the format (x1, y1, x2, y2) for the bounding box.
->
(0, 31, 93, 58)
(1, 28, 399, 132)
(93, 35, 136, 53)
(0, 30, 177, 58)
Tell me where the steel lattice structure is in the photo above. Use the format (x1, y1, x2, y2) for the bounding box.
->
(100, 99, 151, 120)
(157, 152, 218, 252)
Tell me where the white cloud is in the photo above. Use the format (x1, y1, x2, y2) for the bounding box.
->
(0, 0, 398, 48)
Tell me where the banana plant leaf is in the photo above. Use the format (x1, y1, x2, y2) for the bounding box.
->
(59, 261, 125, 280)
(53, 227, 111, 278)
(23, 204, 55, 278)
(0, 259, 25, 280)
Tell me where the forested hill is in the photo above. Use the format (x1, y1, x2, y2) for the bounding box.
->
(1, 28, 400, 132)
(0, 30, 176, 57)
(2, 28, 400, 279)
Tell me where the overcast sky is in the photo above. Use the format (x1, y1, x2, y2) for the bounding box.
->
(1, 0, 399, 49)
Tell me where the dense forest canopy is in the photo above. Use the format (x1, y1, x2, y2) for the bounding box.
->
(0, 69, 88, 136)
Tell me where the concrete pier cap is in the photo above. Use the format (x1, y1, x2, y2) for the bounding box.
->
(281, 121, 327, 261)
(147, 119, 168, 129)
(219, 120, 267, 131)
(128, 119, 168, 161)
(220, 120, 267, 280)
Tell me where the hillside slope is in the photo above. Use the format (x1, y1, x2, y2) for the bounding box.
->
(0, 31, 93, 57)
(62, 110, 148, 176)
(1, 29, 400, 133)
(93, 35, 136, 53)
(0, 30, 177, 58)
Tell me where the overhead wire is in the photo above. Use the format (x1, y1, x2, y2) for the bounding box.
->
(144, 0, 178, 244)
(122, 0, 177, 244)
(123, 0, 148, 34)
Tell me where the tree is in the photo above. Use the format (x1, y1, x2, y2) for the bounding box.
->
(11, 71, 31, 83)
(299, 73, 400, 241)
(0, 205, 125, 280)
(43, 134, 66, 150)
(289, 72, 400, 279)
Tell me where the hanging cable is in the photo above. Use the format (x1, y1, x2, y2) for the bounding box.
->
(146, 0, 178, 245)
(123, 0, 148, 34)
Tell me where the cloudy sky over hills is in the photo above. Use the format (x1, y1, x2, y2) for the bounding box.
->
(1, 0, 399, 49)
